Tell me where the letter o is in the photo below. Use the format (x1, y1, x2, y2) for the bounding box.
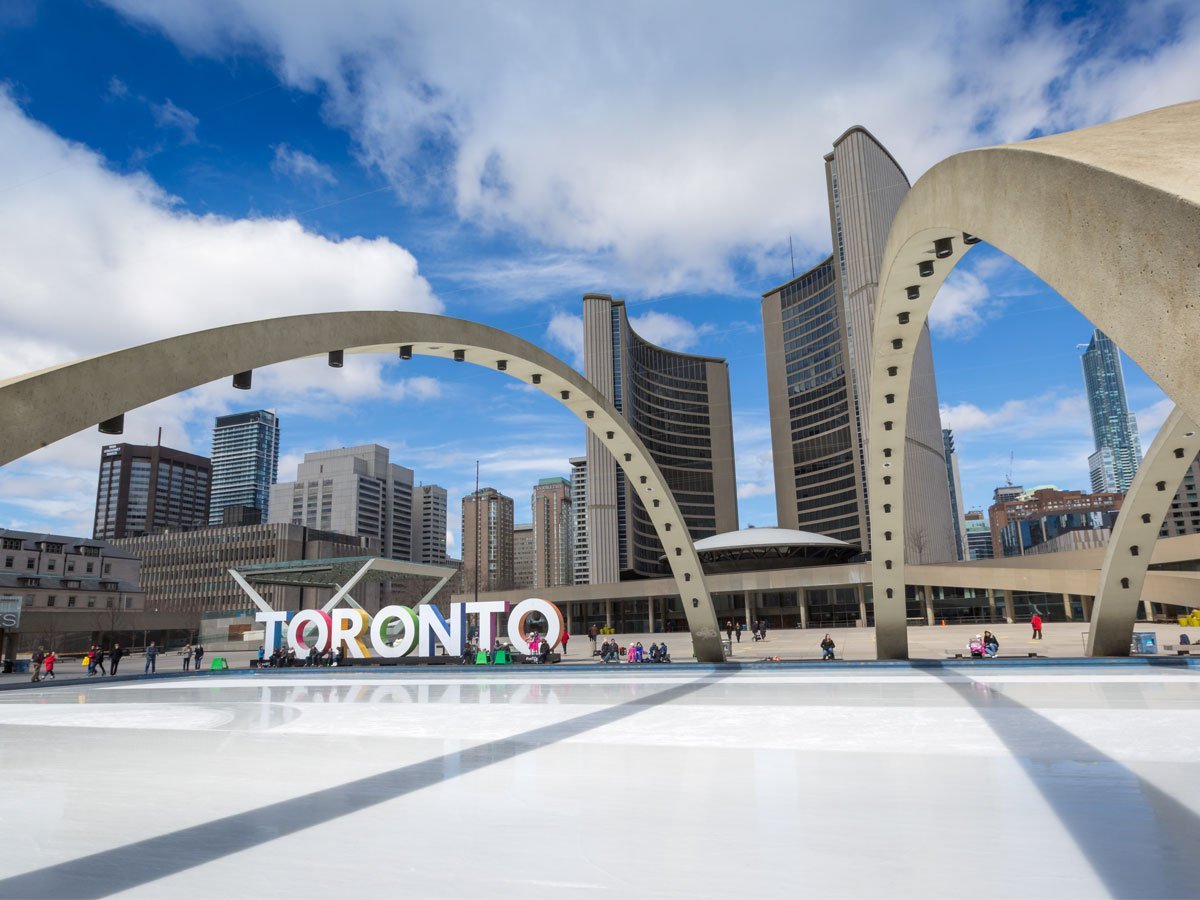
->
(287, 610, 331, 654)
(507, 598, 564, 650)
(371, 605, 418, 658)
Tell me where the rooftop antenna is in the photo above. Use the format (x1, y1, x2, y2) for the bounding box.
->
(156, 426, 162, 447)
(1006, 450, 1014, 487)
(789, 235, 795, 279)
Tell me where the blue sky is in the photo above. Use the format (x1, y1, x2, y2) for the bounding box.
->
(0, 0, 1195, 551)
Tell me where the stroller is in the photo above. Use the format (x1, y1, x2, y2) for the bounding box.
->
(968, 635, 986, 658)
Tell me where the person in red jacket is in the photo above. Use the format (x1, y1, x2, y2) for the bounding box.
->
(43, 649, 56, 680)
(1031, 612, 1043, 640)
(560, 629, 569, 656)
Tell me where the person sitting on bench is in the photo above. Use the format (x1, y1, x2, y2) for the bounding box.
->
(648, 643, 660, 662)
(657, 642, 671, 663)
(538, 638, 551, 664)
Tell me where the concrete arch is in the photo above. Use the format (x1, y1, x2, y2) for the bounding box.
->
(866, 100, 1200, 659)
(1087, 407, 1200, 656)
(0, 311, 725, 661)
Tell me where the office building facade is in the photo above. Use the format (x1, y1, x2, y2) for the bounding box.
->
(115, 523, 371, 614)
(412, 484, 449, 565)
(532, 476, 573, 589)
(209, 410, 280, 525)
(1081, 329, 1142, 493)
(2, 529, 143, 615)
(583, 294, 738, 580)
(1163, 456, 1200, 537)
(988, 486, 1122, 557)
(268, 445, 413, 560)
(569, 456, 589, 584)
(93, 443, 211, 540)
(512, 523, 534, 591)
(461, 487, 515, 594)
(764, 126, 955, 562)
(964, 511, 994, 560)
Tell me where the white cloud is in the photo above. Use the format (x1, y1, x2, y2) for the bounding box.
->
(941, 394, 1090, 438)
(732, 414, 774, 516)
(545, 312, 583, 369)
(0, 87, 443, 533)
(1136, 397, 1175, 448)
(929, 270, 995, 338)
(0, 88, 440, 381)
(150, 98, 199, 143)
(105, 1, 1200, 294)
(627, 311, 714, 352)
(271, 143, 337, 185)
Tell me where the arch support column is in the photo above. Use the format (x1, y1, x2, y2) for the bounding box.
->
(1088, 407, 1200, 655)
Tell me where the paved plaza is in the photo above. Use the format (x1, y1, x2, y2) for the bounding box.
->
(1, 662, 1198, 898)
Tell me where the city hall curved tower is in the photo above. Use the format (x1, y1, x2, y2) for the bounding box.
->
(583, 295, 738, 580)
(764, 126, 956, 563)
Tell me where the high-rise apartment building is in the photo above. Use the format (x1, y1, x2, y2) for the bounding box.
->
(512, 522, 534, 591)
(268, 444, 413, 560)
(532, 476, 572, 589)
(964, 510, 994, 560)
(93, 443, 211, 540)
(569, 456, 589, 585)
(583, 294, 738, 581)
(461, 487, 515, 594)
(1081, 329, 1142, 493)
(209, 410, 280, 525)
(763, 126, 955, 562)
(942, 430, 968, 561)
(412, 484, 449, 565)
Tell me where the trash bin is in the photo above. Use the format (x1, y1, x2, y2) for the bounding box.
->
(1132, 632, 1158, 654)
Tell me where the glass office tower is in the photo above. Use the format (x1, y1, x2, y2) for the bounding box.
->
(1081, 329, 1142, 493)
(208, 410, 280, 525)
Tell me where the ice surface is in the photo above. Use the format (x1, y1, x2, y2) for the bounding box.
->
(0, 664, 1198, 898)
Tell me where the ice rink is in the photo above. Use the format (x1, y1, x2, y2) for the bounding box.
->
(1, 663, 1199, 898)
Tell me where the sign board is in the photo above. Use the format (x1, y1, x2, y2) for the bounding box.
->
(0, 596, 21, 630)
(258, 598, 564, 659)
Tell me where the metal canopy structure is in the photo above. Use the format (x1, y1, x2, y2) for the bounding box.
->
(229, 556, 457, 617)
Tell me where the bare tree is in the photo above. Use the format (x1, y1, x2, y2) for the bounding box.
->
(907, 526, 929, 565)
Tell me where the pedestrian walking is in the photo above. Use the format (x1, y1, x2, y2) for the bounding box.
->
(735, 622, 742, 643)
(31, 646, 45, 682)
(94, 646, 107, 676)
(109, 643, 125, 675)
(86, 645, 99, 677)
(761, 619, 769, 640)
(182, 642, 192, 671)
(588, 624, 597, 653)
(1031, 612, 1043, 640)
(725, 620, 733, 642)
(43, 649, 56, 679)
(194, 644, 205, 671)
(561, 629, 570, 656)
(144, 641, 158, 674)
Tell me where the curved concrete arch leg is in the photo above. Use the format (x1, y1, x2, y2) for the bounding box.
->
(864, 102, 1200, 660)
(867, 230, 976, 659)
(0, 311, 725, 661)
(1087, 407, 1200, 656)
